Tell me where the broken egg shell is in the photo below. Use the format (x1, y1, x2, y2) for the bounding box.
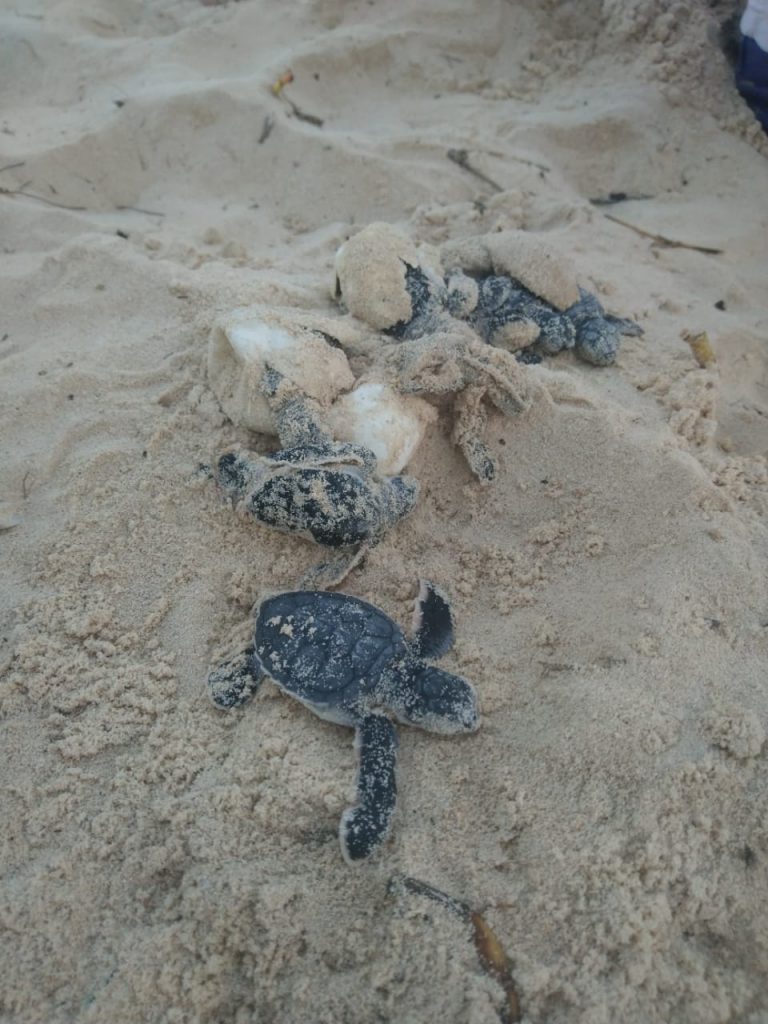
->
(327, 382, 437, 475)
(441, 230, 580, 311)
(208, 307, 354, 434)
(334, 223, 421, 331)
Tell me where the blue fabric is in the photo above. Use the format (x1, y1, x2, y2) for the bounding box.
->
(736, 35, 768, 130)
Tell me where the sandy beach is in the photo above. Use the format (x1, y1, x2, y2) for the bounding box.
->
(2, 1, 768, 1021)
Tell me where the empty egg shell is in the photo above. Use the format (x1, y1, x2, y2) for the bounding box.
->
(334, 223, 421, 331)
(208, 307, 354, 434)
(327, 382, 436, 474)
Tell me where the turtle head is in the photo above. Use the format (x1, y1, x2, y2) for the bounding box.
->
(385, 664, 479, 735)
(215, 450, 266, 501)
(381, 474, 420, 528)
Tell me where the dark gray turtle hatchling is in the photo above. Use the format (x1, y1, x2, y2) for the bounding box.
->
(466, 274, 643, 366)
(564, 286, 644, 365)
(208, 580, 479, 862)
(377, 259, 641, 370)
(215, 368, 419, 587)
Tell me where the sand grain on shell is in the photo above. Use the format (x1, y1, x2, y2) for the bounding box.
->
(2, 1, 768, 1023)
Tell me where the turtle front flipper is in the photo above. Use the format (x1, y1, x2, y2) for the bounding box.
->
(261, 366, 330, 448)
(411, 580, 454, 660)
(299, 545, 368, 591)
(340, 713, 398, 863)
(605, 313, 644, 338)
(451, 385, 496, 483)
(208, 646, 264, 709)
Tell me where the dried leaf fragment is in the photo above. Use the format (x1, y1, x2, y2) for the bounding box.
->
(271, 69, 294, 96)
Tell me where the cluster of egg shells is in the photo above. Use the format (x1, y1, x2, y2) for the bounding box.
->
(207, 224, 441, 474)
(208, 222, 578, 473)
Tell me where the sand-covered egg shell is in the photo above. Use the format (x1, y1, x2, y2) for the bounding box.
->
(441, 230, 580, 311)
(334, 222, 423, 331)
(208, 307, 354, 434)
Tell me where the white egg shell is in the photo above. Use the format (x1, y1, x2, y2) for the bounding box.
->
(328, 382, 437, 474)
(208, 307, 354, 434)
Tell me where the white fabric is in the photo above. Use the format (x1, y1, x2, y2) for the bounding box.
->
(741, 0, 768, 53)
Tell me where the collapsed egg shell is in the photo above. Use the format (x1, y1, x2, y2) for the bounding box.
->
(334, 223, 421, 331)
(441, 230, 580, 311)
(208, 307, 354, 434)
(327, 382, 437, 475)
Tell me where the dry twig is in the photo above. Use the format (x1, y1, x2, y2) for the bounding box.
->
(0, 184, 87, 212)
(390, 874, 523, 1024)
(603, 212, 723, 255)
(447, 148, 504, 192)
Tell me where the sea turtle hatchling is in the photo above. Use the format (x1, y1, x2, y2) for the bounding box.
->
(389, 261, 642, 367)
(208, 581, 479, 862)
(438, 230, 643, 366)
(215, 368, 419, 587)
(333, 225, 639, 480)
(466, 275, 644, 367)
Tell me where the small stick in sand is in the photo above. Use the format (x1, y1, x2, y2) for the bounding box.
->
(258, 115, 274, 144)
(602, 212, 723, 255)
(589, 191, 653, 205)
(269, 69, 324, 126)
(282, 97, 324, 127)
(447, 148, 504, 192)
(116, 205, 166, 217)
(390, 873, 523, 1023)
(0, 183, 87, 212)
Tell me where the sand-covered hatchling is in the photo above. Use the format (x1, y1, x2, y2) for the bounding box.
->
(215, 369, 419, 587)
(334, 225, 532, 482)
(208, 580, 479, 862)
(332, 224, 640, 480)
(391, 321, 531, 482)
(335, 222, 641, 369)
(462, 274, 643, 366)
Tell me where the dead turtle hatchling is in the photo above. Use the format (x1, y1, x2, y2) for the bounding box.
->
(215, 368, 419, 587)
(208, 580, 479, 862)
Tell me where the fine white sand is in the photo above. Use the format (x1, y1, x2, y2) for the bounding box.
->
(2, 2, 768, 1022)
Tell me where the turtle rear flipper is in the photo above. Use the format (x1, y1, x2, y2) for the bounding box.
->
(340, 713, 398, 863)
(605, 313, 644, 337)
(299, 545, 368, 590)
(411, 580, 454, 660)
(267, 441, 374, 472)
(381, 474, 420, 530)
(451, 386, 496, 483)
(208, 647, 264, 709)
